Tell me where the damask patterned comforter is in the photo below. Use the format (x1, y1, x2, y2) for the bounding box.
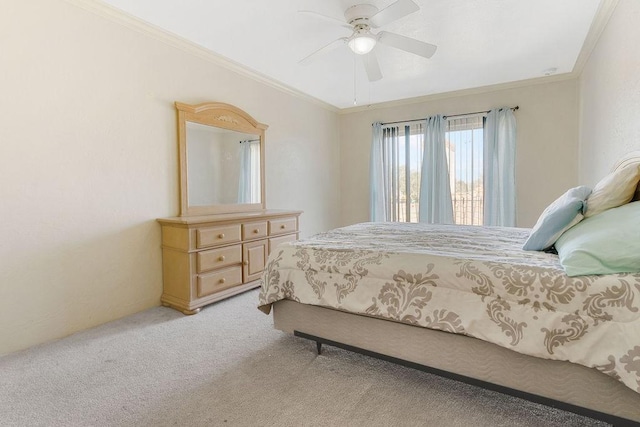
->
(258, 222, 640, 393)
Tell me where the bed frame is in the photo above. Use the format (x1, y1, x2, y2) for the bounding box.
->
(272, 300, 640, 425)
(270, 151, 640, 425)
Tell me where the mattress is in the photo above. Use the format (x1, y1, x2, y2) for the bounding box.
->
(258, 222, 640, 394)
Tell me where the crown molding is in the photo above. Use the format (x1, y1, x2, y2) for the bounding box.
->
(572, 0, 619, 75)
(63, 0, 340, 114)
(338, 73, 577, 115)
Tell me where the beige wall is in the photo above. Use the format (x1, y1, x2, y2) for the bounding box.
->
(339, 80, 580, 228)
(579, 0, 640, 185)
(0, 0, 341, 354)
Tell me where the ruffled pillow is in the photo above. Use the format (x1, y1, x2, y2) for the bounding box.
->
(584, 163, 640, 218)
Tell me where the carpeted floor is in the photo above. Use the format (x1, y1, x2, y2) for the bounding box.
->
(0, 290, 611, 426)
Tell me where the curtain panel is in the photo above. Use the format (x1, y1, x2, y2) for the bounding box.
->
(238, 140, 259, 204)
(483, 108, 517, 226)
(370, 122, 387, 221)
(418, 115, 454, 224)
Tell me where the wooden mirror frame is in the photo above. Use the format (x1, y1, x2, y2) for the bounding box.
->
(176, 102, 268, 216)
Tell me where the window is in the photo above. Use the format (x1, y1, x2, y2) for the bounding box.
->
(372, 108, 516, 226)
(446, 116, 484, 225)
(380, 123, 424, 222)
(379, 114, 485, 225)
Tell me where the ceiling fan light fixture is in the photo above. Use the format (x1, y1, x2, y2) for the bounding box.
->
(348, 33, 377, 55)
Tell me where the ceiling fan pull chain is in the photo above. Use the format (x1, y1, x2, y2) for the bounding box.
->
(353, 53, 357, 105)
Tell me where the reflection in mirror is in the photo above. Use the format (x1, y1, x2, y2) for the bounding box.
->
(186, 122, 261, 207)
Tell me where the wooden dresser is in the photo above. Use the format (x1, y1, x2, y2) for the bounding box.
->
(158, 209, 302, 314)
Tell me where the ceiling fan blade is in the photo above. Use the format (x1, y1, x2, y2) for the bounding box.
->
(298, 10, 352, 30)
(370, 0, 419, 28)
(378, 31, 437, 59)
(299, 38, 348, 65)
(362, 51, 383, 82)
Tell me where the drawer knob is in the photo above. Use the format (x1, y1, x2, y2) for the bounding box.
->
(280, 225, 286, 229)
(218, 256, 226, 262)
(243, 261, 249, 266)
(219, 278, 226, 284)
(253, 229, 259, 234)
(218, 233, 225, 239)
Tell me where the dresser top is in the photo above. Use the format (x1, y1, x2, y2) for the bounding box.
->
(157, 209, 302, 226)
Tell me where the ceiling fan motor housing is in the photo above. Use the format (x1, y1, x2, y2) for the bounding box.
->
(344, 4, 378, 26)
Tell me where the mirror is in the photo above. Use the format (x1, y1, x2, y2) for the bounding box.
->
(176, 102, 267, 216)
(186, 123, 261, 206)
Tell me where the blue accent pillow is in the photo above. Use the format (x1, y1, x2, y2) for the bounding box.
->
(522, 186, 592, 251)
(556, 201, 640, 276)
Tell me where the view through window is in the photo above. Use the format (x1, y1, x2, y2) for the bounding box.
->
(383, 124, 423, 222)
(385, 115, 484, 225)
(446, 116, 484, 225)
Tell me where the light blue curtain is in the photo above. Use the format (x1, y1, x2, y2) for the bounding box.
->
(238, 140, 252, 203)
(369, 122, 387, 221)
(484, 108, 517, 226)
(418, 115, 454, 224)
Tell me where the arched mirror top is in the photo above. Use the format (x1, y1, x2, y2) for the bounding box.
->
(176, 102, 268, 134)
(177, 102, 267, 216)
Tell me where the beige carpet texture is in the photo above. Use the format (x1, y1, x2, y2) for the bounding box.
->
(0, 290, 611, 426)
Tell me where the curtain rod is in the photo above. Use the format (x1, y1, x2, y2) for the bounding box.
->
(238, 139, 260, 143)
(377, 106, 519, 126)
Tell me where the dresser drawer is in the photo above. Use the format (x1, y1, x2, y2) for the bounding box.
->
(269, 234, 297, 253)
(242, 221, 268, 240)
(268, 217, 297, 236)
(197, 266, 242, 298)
(197, 245, 242, 273)
(197, 224, 241, 249)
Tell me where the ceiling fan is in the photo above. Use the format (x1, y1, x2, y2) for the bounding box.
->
(299, 0, 437, 82)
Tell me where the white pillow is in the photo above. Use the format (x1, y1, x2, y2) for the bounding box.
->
(584, 163, 640, 218)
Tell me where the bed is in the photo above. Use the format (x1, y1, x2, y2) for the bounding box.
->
(258, 155, 640, 425)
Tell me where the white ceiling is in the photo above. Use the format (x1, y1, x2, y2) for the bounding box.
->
(99, 0, 603, 109)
